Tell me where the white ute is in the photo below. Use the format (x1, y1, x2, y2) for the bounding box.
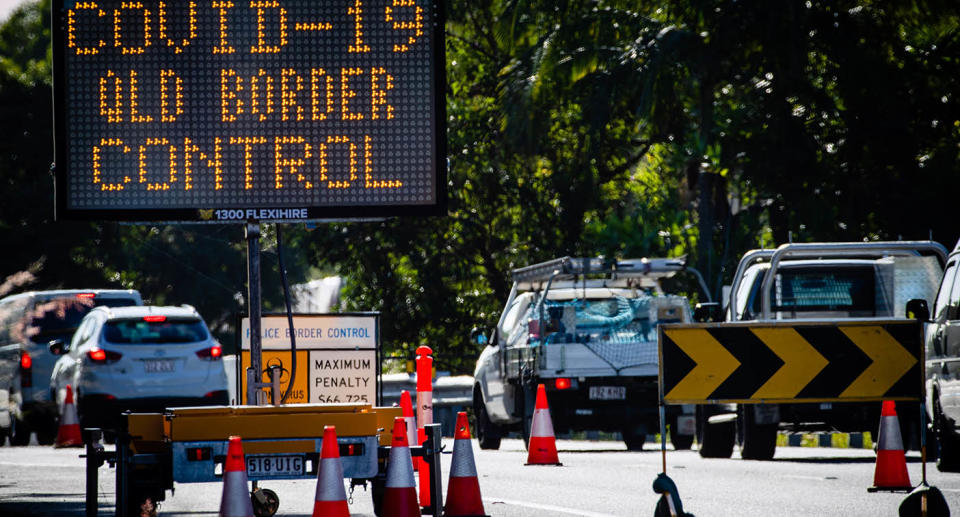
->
(472, 257, 709, 450)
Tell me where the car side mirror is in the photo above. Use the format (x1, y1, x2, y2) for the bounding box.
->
(48, 339, 65, 355)
(470, 327, 489, 346)
(906, 299, 930, 322)
(693, 302, 721, 323)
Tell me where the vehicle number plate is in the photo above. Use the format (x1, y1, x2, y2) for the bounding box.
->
(246, 455, 305, 477)
(589, 386, 626, 400)
(144, 359, 175, 373)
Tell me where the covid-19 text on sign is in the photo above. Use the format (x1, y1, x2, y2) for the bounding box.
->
(53, 0, 445, 221)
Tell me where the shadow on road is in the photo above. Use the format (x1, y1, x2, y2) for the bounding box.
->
(0, 500, 107, 516)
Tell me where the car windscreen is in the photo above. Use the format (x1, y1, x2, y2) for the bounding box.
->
(103, 319, 209, 344)
(539, 296, 658, 343)
(771, 266, 876, 312)
(22, 296, 138, 342)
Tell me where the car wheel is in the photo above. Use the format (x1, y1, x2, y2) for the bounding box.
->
(739, 406, 777, 460)
(521, 413, 533, 450)
(10, 416, 30, 446)
(520, 384, 536, 450)
(35, 420, 57, 446)
(474, 396, 501, 450)
(668, 415, 694, 450)
(622, 424, 647, 451)
(935, 398, 960, 472)
(697, 406, 734, 459)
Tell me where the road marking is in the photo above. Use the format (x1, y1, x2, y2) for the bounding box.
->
(486, 496, 620, 517)
(784, 474, 838, 481)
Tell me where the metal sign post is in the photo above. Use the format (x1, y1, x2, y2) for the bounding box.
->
(245, 222, 269, 406)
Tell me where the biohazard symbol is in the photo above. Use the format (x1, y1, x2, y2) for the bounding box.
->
(265, 356, 291, 382)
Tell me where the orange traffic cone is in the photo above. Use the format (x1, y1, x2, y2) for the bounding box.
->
(525, 384, 561, 466)
(443, 412, 488, 517)
(220, 436, 255, 517)
(55, 385, 83, 448)
(382, 417, 421, 517)
(400, 390, 418, 471)
(313, 425, 350, 517)
(868, 401, 913, 493)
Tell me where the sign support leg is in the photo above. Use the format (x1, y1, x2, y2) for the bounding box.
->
(245, 222, 265, 406)
(660, 403, 667, 474)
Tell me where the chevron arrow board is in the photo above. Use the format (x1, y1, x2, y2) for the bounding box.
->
(659, 320, 922, 404)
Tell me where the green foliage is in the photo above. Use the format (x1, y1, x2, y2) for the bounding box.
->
(1, 0, 959, 374)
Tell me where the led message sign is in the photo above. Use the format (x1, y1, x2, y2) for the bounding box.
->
(53, 0, 445, 221)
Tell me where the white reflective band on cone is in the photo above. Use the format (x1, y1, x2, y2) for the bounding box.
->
(386, 445, 417, 488)
(61, 405, 79, 425)
(449, 438, 478, 477)
(405, 415, 417, 447)
(878, 416, 905, 451)
(220, 471, 254, 517)
(531, 408, 554, 437)
(315, 457, 347, 501)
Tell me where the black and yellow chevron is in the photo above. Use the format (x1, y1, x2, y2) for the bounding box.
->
(659, 320, 922, 404)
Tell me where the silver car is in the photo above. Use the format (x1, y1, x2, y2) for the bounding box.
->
(0, 289, 142, 445)
(49, 305, 229, 435)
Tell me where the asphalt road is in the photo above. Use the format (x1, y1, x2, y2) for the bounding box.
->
(1, 437, 958, 516)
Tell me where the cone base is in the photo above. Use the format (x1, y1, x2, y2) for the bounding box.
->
(867, 485, 914, 493)
(870, 451, 911, 493)
(444, 477, 485, 517)
(312, 499, 350, 517)
(525, 433, 560, 465)
(55, 426, 84, 448)
(382, 486, 420, 517)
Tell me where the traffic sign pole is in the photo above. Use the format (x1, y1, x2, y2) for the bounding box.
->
(244, 222, 275, 407)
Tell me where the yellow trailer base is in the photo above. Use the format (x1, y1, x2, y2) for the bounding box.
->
(107, 404, 404, 517)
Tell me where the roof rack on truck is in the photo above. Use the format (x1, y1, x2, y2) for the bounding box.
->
(511, 256, 711, 302)
(725, 241, 947, 321)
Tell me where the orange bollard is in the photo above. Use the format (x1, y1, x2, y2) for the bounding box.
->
(416, 346, 434, 508)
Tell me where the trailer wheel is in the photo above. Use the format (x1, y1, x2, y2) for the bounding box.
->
(251, 488, 279, 517)
(127, 491, 157, 517)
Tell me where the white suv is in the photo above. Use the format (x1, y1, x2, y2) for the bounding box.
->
(49, 305, 229, 436)
(924, 238, 960, 471)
